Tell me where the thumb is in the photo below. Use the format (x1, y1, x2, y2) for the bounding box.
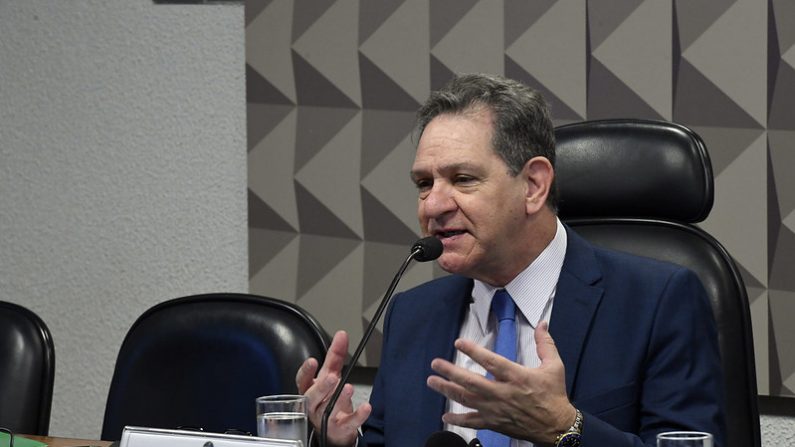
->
(535, 321, 561, 366)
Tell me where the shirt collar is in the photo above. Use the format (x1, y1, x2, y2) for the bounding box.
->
(471, 218, 568, 333)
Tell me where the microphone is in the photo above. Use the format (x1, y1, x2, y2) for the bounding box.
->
(319, 237, 443, 447)
(412, 236, 444, 262)
(424, 431, 468, 447)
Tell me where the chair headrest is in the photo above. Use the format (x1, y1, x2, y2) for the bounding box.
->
(554, 119, 714, 223)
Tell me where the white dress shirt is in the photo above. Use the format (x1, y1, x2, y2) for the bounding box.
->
(444, 218, 568, 446)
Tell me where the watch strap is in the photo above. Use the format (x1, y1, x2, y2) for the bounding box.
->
(554, 408, 583, 447)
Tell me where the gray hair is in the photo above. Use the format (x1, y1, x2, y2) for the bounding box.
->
(416, 73, 557, 210)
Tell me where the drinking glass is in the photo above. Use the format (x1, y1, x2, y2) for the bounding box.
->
(256, 394, 308, 446)
(657, 431, 713, 447)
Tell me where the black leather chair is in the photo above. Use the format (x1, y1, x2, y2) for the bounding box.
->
(0, 301, 55, 435)
(555, 119, 761, 447)
(101, 293, 331, 441)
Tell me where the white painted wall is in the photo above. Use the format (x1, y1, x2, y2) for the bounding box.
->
(761, 414, 795, 446)
(1, 0, 793, 444)
(0, 0, 247, 439)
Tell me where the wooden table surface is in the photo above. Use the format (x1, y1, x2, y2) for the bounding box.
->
(22, 435, 113, 447)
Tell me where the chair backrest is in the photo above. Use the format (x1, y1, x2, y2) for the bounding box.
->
(0, 301, 55, 435)
(555, 119, 760, 447)
(101, 293, 331, 441)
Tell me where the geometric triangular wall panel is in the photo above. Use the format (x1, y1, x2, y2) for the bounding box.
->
(246, 0, 795, 394)
(591, 0, 672, 119)
(505, 0, 586, 119)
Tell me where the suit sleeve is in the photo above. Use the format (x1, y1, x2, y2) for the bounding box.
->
(357, 293, 397, 447)
(580, 268, 727, 447)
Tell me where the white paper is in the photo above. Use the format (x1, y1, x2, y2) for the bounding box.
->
(120, 426, 302, 447)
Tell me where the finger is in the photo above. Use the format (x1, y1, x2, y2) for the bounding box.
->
(535, 321, 560, 366)
(305, 331, 349, 413)
(334, 383, 356, 414)
(430, 356, 494, 393)
(333, 400, 373, 436)
(296, 357, 319, 394)
(440, 409, 485, 430)
(319, 331, 349, 378)
(453, 338, 517, 381)
(351, 402, 372, 427)
(426, 369, 483, 410)
(306, 373, 340, 416)
(326, 387, 371, 445)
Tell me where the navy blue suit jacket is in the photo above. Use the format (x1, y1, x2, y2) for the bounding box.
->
(361, 228, 725, 447)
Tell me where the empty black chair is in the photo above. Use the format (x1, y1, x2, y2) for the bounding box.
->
(101, 293, 331, 441)
(555, 119, 760, 447)
(0, 301, 55, 435)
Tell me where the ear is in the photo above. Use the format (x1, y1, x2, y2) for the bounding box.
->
(523, 156, 554, 214)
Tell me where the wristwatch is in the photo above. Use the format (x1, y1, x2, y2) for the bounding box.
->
(554, 408, 583, 447)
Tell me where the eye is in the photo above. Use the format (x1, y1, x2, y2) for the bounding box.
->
(414, 178, 432, 192)
(453, 174, 476, 185)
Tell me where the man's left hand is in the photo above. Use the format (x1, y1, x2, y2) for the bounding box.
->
(426, 321, 576, 444)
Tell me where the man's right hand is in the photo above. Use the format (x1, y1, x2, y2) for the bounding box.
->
(296, 330, 372, 447)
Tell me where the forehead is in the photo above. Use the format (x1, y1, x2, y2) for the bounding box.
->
(412, 110, 499, 169)
(420, 107, 494, 143)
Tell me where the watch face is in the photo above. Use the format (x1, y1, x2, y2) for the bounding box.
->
(557, 433, 582, 447)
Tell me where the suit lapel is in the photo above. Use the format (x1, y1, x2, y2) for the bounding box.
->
(549, 227, 604, 396)
(410, 229, 603, 429)
(419, 276, 473, 431)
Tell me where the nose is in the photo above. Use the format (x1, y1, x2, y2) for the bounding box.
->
(420, 182, 457, 221)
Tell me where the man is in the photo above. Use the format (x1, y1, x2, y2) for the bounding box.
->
(296, 73, 726, 447)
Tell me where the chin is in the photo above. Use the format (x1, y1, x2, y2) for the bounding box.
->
(436, 255, 472, 276)
(435, 256, 456, 273)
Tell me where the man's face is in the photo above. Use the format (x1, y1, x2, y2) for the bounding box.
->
(411, 109, 530, 285)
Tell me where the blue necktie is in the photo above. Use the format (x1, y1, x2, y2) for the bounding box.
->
(477, 289, 516, 447)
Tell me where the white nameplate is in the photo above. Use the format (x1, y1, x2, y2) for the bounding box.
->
(119, 426, 302, 447)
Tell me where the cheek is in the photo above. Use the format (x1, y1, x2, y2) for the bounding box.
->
(417, 205, 428, 227)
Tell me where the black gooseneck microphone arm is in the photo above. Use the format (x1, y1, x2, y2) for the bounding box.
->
(319, 237, 442, 447)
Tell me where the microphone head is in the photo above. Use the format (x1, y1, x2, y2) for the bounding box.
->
(423, 431, 468, 447)
(412, 236, 443, 262)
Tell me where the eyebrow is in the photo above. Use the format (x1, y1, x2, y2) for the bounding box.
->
(410, 162, 480, 180)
